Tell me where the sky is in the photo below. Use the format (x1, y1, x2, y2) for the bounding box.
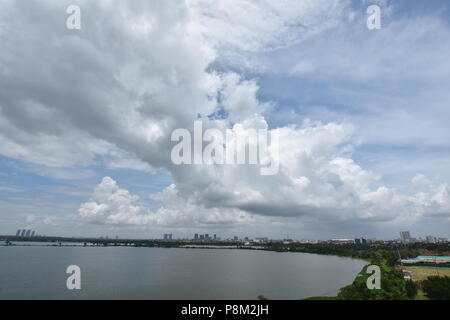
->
(0, 0, 450, 240)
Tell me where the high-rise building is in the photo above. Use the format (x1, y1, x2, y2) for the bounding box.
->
(25, 230, 31, 237)
(31, 231, 35, 237)
(16, 229, 21, 236)
(426, 236, 437, 244)
(400, 231, 411, 243)
(255, 237, 269, 243)
(194, 233, 199, 241)
(20, 229, 27, 237)
(213, 234, 217, 240)
(163, 234, 173, 240)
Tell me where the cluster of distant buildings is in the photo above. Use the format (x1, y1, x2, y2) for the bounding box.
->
(15, 229, 37, 237)
(193, 234, 221, 241)
(327, 238, 372, 245)
(158, 231, 449, 246)
(399, 231, 448, 244)
(160, 234, 311, 245)
(98, 236, 120, 240)
(162, 234, 222, 241)
(325, 232, 449, 245)
(160, 234, 276, 244)
(191, 234, 274, 244)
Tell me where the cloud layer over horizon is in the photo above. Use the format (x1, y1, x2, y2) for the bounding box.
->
(1, 0, 450, 239)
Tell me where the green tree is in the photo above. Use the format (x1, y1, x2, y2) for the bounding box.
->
(337, 262, 408, 300)
(406, 280, 418, 299)
(422, 276, 450, 300)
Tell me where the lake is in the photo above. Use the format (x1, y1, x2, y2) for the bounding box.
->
(0, 246, 366, 300)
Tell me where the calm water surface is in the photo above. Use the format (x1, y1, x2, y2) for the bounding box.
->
(0, 246, 366, 300)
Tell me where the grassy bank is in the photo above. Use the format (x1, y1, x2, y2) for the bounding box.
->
(302, 260, 408, 300)
(280, 243, 449, 300)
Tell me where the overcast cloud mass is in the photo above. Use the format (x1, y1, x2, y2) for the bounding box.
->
(0, 0, 450, 240)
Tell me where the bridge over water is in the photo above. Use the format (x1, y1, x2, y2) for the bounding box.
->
(0, 235, 239, 247)
(0, 235, 178, 247)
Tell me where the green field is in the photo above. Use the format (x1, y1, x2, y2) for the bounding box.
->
(403, 266, 450, 282)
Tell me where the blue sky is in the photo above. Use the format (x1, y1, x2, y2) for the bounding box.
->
(0, 0, 450, 240)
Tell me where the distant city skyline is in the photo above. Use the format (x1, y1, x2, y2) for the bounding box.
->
(4, 229, 449, 244)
